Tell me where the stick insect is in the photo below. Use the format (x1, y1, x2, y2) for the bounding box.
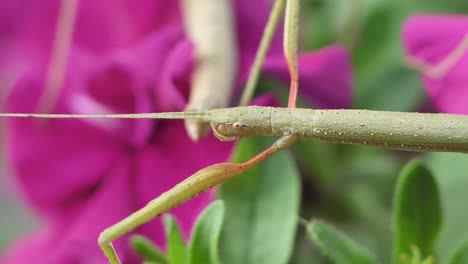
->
(2, 0, 468, 264)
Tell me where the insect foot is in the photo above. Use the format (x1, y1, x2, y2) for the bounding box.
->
(98, 231, 121, 264)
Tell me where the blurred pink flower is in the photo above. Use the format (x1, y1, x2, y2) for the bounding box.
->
(402, 15, 468, 114)
(2, 0, 352, 263)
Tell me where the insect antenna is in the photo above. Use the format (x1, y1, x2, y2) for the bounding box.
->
(0, 111, 209, 120)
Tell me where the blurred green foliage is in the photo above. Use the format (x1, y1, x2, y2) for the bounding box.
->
(163, 214, 187, 264)
(186, 201, 224, 264)
(131, 235, 168, 264)
(307, 220, 376, 264)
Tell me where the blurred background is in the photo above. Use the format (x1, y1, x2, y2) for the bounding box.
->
(1, 0, 468, 263)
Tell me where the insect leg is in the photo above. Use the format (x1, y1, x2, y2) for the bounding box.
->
(98, 133, 297, 264)
(37, 0, 77, 114)
(182, 0, 237, 140)
(239, 0, 287, 106)
(284, 0, 300, 108)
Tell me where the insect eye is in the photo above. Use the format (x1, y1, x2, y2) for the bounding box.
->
(210, 123, 238, 141)
(232, 122, 249, 129)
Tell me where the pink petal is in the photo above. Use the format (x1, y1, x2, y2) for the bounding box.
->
(74, 0, 182, 54)
(402, 15, 468, 114)
(0, 0, 59, 87)
(2, 0, 58, 63)
(5, 69, 129, 219)
(4, 160, 140, 264)
(147, 32, 194, 111)
(80, 26, 187, 146)
(1, 0, 183, 65)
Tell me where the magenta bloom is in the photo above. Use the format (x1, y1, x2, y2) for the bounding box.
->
(2, 0, 352, 263)
(402, 15, 468, 114)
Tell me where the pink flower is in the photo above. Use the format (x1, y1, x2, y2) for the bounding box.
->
(2, 0, 352, 263)
(402, 15, 468, 114)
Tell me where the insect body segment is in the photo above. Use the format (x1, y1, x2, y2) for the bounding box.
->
(206, 106, 468, 153)
(209, 106, 275, 141)
(307, 109, 468, 153)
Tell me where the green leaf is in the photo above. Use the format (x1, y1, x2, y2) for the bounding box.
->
(186, 200, 224, 264)
(398, 246, 434, 264)
(426, 153, 468, 261)
(130, 234, 168, 264)
(393, 160, 442, 263)
(353, 3, 395, 79)
(449, 240, 468, 264)
(162, 214, 186, 264)
(218, 137, 301, 264)
(302, 0, 336, 49)
(356, 64, 424, 112)
(307, 220, 376, 264)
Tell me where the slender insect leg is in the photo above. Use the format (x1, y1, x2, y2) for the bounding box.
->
(182, 0, 237, 140)
(98, 133, 297, 264)
(284, 0, 300, 108)
(37, 0, 77, 114)
(239, 0, 286, 106)
(406, 33, 468, 79)
(99, 242, 120, 264)
(241, 132, 297, 165)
